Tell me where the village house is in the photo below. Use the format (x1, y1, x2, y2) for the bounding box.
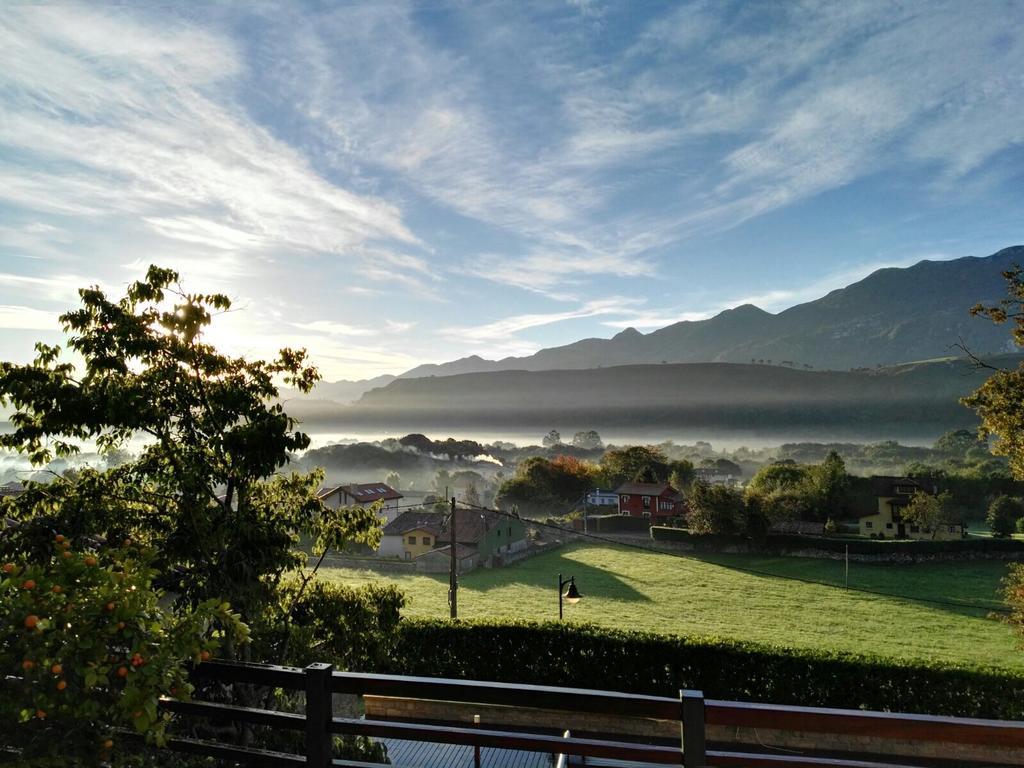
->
(615, 481, 685, 524)
(318, 482, 404, 523)
(437, 507, 527, 568)
(585, 488, 619, 507)
(859, 476, 965, 540)
(693, 467, 740, 487)
(380, 511, 443, 560)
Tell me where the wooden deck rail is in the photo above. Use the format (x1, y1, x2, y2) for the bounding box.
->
(150, 661, 1024, 767)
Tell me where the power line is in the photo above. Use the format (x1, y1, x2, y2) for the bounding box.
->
(452, 498, 1013, 616)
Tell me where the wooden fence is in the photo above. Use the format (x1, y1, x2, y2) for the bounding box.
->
(146, 660, 1024, 767)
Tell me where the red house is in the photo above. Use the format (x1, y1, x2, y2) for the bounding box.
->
(615, 482, 685, 523)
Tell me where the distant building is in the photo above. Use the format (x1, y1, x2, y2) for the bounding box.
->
(318, 482, 404, 523)
(585, 488, 618, 507)
(615, 482, 684, 524)
(437, 507, 527, 567)
(693, 467, 740, 487)
(380, 511, 444, 559)
(0, 482, 25, 498)
(858, 476, 964, 540)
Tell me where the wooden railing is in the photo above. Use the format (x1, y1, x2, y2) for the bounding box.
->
(149, 660, 1024, 767)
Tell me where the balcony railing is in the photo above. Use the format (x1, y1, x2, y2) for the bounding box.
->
(135, 660, 1024, 766)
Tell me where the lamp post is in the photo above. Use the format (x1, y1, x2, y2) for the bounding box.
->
(558, 573, 581, 620)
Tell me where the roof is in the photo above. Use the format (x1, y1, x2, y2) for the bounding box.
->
(383, 511, 444, 537)
(871, 476, 937, 497)
(0, 482, 25, 497)
(319, 482, 403, 503)
(436, 508, 509, 546)
(614, 482, 683, 500)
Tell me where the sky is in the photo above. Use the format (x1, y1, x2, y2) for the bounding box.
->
(0, 1, 1022, 381)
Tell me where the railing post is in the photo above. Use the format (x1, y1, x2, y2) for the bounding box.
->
(473, 713, 481, 768)
(680, 689, 705, 768)
(305, 662, 334, 768)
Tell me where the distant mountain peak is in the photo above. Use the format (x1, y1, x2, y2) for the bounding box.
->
(613, 326, 643, 340)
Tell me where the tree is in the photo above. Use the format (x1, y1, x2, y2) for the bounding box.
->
(1, 539, 247, 764)
(902, 490, 959, 539)
(808, 450, 850, 516)
(686, 483, 744, 535)
(598, 446, 668, 488)
(385, 471, 401, 491)
(0, 266, 383, 649)
(987, 495, 1024, 538)
(668, 459, 695, 490)
(963, 265, 1024, 478)
(571, 430, 603, 450)
(542, 430, 562, 447)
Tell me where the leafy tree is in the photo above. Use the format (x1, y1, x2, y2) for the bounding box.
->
(598, 446, 668, 488)
(747, 463, 808, 496)
(668, 459, 695, 490)
(933, 429, 986, 457)
(385, 471, 401, 491)
(963, 265, 1024, 478)
(987, 495, 1024, 538)
(495, 455, 596, 514)
(686, 483, 744, 535)
(808, 450, 850, 515)
(571, 430, 603, 450)
(542, 430, 562, 447)
(902, 490, 959, 539)
(1, 536, 246, 765)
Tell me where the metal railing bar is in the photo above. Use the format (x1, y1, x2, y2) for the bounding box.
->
(192, 660, 306, 690)
(706, 750, 924, 768)
(330, 717, 681, 764)
(331, 671, 680, 719)
(160, 698, 306, 730)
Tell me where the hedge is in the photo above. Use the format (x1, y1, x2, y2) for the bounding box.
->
(390, 619, 1024, 720)
(649, 526, 1024, 555)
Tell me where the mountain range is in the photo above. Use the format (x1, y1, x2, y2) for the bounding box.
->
(399, 245, 1022, 379)
(296, 245, 1022, 406)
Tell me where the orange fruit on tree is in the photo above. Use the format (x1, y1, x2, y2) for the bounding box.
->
(116, 666, 128, 678)
(51, 585, 62, 594)
(54, 534, 65, 543)
(24, 615, 39, 629)
(199, 650, 211, 661)
(105, 602, 115, 612)
(22, 659, 34, 670)
(21, 579, 36, 590)
(35, 710, 46, 720)
(50, 663, 62, 675)
(56, 680, 67, 691)
(61, 550, 72, 559)
(61, 541, 70, 550)
(103, 739, 113, 749)
(83, 556, 97, 566)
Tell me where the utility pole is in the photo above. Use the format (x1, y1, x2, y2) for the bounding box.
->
(845, 544, 849, 589)
(449, 495, 458, 619)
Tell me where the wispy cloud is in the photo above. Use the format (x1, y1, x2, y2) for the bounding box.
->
(442, 297, 642, 343)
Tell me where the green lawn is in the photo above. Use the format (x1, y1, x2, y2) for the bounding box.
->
(320, 543, 1024, 670)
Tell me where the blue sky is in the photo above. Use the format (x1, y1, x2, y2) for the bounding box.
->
(0, 1, 1022, 380)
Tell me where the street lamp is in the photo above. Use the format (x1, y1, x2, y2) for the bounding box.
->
(558, 573, 582, 620)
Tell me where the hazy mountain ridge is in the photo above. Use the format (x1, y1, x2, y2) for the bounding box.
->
(400, 246, 1023, 378)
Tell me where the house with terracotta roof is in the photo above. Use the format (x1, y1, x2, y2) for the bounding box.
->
(436, 507, 527, 568)
(318, 482, 404, 523)
(615, 481, 684, 524)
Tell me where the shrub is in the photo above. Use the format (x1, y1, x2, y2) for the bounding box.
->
(391, 619, 1024, 720)
(987, 495, 1024, 537)
(1, 537, 247, 766)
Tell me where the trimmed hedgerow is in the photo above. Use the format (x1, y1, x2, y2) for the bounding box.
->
(649, 526, 1024, 554)
(391, 619, 1024, 720)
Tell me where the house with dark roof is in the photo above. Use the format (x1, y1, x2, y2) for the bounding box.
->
(380, 511, 444, 559)
(436, 507, 526, 568)
(858, 476, 963, 540)
(615, 481, 684, 524)
(0, 482, 25, 498)
(318, 482, 404, 523)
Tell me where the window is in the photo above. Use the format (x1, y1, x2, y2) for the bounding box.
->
(948, 525, 957, 533)
(408, 536, 417, 544)
(642, 496, 651, 509)
(885, 522, 893, 529)
(622, 495, 630, 502)
(497, 529, 501, 537)
(865, 521, 873, 529)
(423, 536, 431, 546)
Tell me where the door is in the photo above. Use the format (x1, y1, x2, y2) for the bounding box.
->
(897, 523, 906, 538)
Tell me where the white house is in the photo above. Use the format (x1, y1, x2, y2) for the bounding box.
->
(318, 482, 404, 523)
(585, 488, 619, 507)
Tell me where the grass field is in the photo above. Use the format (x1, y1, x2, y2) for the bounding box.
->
(321, 543, 1024, 670)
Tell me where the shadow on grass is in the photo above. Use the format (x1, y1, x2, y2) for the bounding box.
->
(686, 550, 1008, 620)
(454, 546, 652, 603)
